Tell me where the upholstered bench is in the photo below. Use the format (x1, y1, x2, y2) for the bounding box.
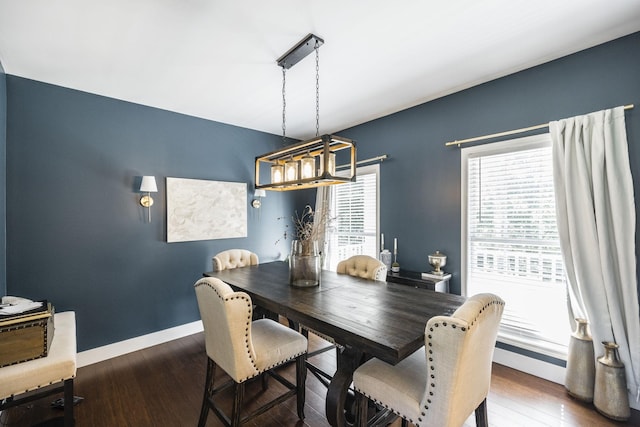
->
(0, 311, 77, 426)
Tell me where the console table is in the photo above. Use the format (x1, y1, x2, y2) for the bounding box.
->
(387, 269, 451, 293)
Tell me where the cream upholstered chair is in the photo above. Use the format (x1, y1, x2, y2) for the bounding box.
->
(194, 277, 307, 427)
(353, 293, 505, 427)
(0, 312, 77, 427)
(336, 255, 387, 281)
(212, 249, 271, 320)
(212, 249, 259, 272)
(303, 255, 387, 388)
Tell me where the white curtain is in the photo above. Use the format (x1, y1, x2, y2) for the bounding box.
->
(314, 186, 331, 269)
(550, 106, 640, 401)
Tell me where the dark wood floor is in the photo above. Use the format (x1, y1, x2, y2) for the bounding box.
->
(2, 330, 639, 427)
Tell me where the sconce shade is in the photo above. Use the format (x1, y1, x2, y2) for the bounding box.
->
(251, 188, 267, 209)
(139, 175, 157, 222)
(140, 176, 158, 192)
(255, 134, 356, 191)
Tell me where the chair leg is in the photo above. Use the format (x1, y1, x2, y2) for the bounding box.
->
(475, 398, 488, 427)
(231, 381, 245, 427)
(198, 358, 216, 427)
(354, 391, 368, 427)
(63, 378, 74, 427)
(296, 354, 307, 420)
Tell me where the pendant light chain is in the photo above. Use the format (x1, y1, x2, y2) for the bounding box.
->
(315, 41, 320, 137)
(282, 67, 287, 145)
(256, 34, 357, 192)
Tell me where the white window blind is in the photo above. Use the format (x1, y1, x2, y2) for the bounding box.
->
(326, 165, 379, 271)
(462, 134, 569, 358)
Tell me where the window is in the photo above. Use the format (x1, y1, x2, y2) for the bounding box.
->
(324, 164, 379, 271)
(461, 134, 569, 359)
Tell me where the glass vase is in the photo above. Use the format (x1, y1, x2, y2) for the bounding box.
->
(289, 240, 321, 287)
(379, 250, 392, 272)
(593, 341, 630, 421)
(564, 318, 595, 402)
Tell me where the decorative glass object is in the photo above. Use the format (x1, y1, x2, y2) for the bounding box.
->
(300, 152, 316, 179)
(289, 240, 320, 287)
(391, 261, 400, 273)
(285, 158, 299, 182)
(380, 249, 392, 272)
(271, 164, 284, 184)
(565, 318, 595, 401)
(319, 151, 336, 176)
(594, 341, 630, 421)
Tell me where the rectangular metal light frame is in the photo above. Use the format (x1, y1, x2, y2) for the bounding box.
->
(255, 134, 356, 191)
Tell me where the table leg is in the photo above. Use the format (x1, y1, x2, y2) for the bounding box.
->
(325, 345, 363, 427)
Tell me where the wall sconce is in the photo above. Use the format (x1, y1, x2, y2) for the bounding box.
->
(251, 189, 266, 209)
(139, 176, 158, 222)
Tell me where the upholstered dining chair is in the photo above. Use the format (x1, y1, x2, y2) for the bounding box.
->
(336, 255, 387, 281)
(212, 249, 259, 272)
(353, 293, 505, 427)
(194, 277, 307, 427)
(303, 255, 388, 388)
(212, 249, 272, 320)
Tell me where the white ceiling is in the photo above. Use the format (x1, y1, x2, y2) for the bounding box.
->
(1, 0, 639, 140)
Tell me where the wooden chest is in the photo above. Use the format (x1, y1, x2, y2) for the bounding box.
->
(0, 303, 55, 368)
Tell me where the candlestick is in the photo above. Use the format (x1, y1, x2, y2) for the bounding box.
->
(381, 233, 385, 250)
(392, 238, 400, 272)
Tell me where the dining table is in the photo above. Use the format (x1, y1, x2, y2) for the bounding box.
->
(203, 261, 466, 427)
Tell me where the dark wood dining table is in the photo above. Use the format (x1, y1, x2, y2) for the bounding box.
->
(203, 261, 466, 427)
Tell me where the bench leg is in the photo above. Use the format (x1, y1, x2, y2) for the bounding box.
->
(64, 378, 75, 427)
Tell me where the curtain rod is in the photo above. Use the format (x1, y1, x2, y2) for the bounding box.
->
(336, 154, 388, 170)
(445, 104, 635, 147)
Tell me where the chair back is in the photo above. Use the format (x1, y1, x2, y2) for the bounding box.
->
(212, 249, 259, 272)
(421, 293, 504, 427)
(194, 277, 259, 382)
(336, 255, 387, 281)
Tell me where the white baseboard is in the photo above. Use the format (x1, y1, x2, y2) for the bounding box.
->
(493, 347, 640, 411)
(493, 347, 566, 384)
(77, 320, 203, 368)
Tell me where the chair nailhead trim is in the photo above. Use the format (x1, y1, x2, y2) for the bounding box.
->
(196, 278, 309, 382)
(197, 280, 260, 375)
(356, 390, 410, 426)
(420, 297, 505, 422)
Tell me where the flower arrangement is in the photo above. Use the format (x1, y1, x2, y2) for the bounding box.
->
(293, 205, 329, 242)
(276, 204, 333, 255)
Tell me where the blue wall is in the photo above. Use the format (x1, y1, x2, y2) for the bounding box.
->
(0, 60, 6, 296)
(5, 78, 296, 351)
(338, 32, 640, 296)
(4, 32, 639, 354)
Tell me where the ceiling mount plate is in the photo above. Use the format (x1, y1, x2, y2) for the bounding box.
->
(277, 34, 324, 69)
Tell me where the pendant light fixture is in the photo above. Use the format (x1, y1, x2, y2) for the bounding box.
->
(255, 34, 356, 191)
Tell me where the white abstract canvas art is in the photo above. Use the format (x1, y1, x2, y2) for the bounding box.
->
(166, 177, 247, 243)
